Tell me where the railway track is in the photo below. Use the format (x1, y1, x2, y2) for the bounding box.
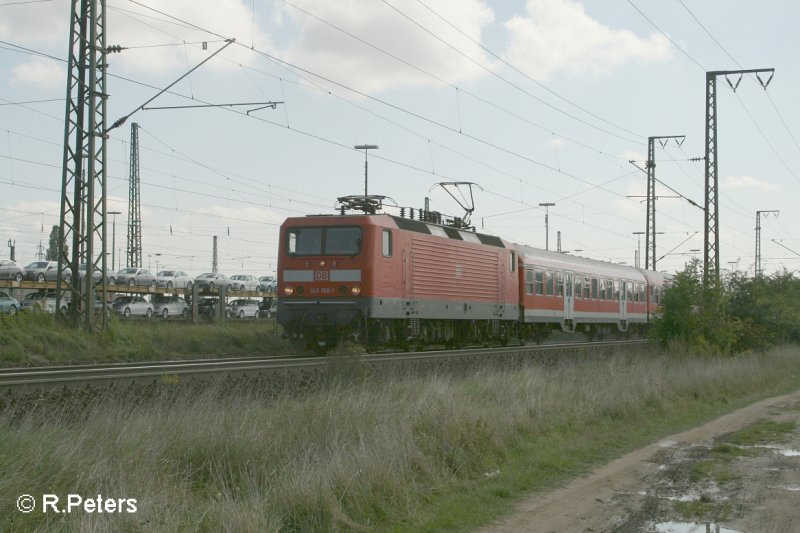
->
(0, 339, 649, 392)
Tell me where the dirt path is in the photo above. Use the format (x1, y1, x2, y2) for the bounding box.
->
(478, 389, 800, 533)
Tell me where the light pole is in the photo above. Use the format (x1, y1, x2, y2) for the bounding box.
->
(354, 144, 379, 197)
(539, 202, 555, 250)
(108, 211, 121, 271)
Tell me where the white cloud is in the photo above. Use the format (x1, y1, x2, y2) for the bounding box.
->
(722, 175, 778, 192)
(107, 0, 273, 75)
(1, 1, 272, 81)
(277, 0, 495, 93)
(503, 0, 671, 80)
(11, 57, 64, 89)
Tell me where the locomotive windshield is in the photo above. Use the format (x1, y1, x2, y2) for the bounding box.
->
(287, 226, 362, 256)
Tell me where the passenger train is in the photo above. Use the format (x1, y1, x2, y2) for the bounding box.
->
(276, 206, 667, 350)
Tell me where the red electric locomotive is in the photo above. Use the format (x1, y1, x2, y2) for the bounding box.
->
(277, 211, 520, 350)
(277, 201, 667, 350)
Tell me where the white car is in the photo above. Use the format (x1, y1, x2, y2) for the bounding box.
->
(112, 295, 154, 318)
(152, 294, 189, 318)
(226, 299, 260, 319)
(20, 291, 57, 313)
(229, 274, 259, 292)
(258, 275, 277, 292)
(156, 270, 193, 291)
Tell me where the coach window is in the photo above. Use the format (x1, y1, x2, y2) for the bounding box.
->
(598, 279, 605, 300)
(591, 278, 598, 299)
(382, 229, 392, 257)
(575, 277, 582, 299)
(606, 280, 613, 300)
(535, 270, 544, 295)
(525, 269, 534, 295)
(613, 280, 620, 301)
(584, 276, 591, 299)
(546, 271, 554, 296)
(556, 272, 564, 297)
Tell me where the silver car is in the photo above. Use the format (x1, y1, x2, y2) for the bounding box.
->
(115, 267, 156, 288)
(156, 270, 193, 291)
(25, 262, 72, 283)
(111, 295, 153, 318)
(78, 263, 116, 285)
(226, 299, 260, 319)
(229, 274, 259, 292)
(24, 261, 59, 282)
(0, 291, 20, 315)
(152, 294, 189, 318)
(0, 259, 24, 282)
(257, 275, 276, 292)
(194, 272, 232, 291)
(20, 291, 57, 313)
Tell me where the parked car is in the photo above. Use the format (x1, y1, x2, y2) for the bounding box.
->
(111, 295, 154, 318)
(0, 291, 20, 315)
(229, 274, 259, 292)
(156, 270, 193, 291)
(115, 267, 156, 288)
(56, 294, 112, 317)
(24, 261, 72, 283)
(152, 294, 189, 318)
(226, 299, 260, 319)
(258, 298, 277, 319)
(194, 272, 231, 291)
(20, 291, 57, 313)
(196, 297, 219, 318)
(78, 263, 116, 285)
(0, 259, 24, 282)
(257, 275, 277, 292)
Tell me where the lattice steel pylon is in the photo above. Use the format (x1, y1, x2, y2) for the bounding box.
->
(704, 68, 774, 286)
(127, 122, 142, 268)
(755, 210, 779, 277)
(56, 0, 108, 329)
(645, 135, 684, 271)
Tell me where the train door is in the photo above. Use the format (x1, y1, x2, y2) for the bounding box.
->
(620, 279, 628, 325)
(564, 271, 574, 322)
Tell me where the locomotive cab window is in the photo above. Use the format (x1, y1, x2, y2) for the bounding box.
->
(382, 229, 392, 257)
(286, 226, 362, 256)
(509, 251, 516, 273)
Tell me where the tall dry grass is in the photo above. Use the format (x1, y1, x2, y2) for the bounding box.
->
(2, 346, 800, 531)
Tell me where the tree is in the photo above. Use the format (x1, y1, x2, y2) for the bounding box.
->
(46, 225, 65, 261)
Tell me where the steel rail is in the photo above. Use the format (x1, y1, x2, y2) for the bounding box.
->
(0, 339, 649, 392)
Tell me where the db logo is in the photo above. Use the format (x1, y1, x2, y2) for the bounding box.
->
(314, 271, 329, 281)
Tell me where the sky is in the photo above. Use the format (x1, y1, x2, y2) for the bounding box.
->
(1, 0, 798, 278)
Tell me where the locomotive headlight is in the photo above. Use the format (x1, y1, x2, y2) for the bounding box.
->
(351, 286, 361, 296)
(284, 286, 294, 296)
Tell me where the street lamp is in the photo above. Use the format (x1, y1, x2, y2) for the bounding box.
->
(354, 144, 379, 197)
(108, 210, 121, 271)
(538, 202, 555, 250)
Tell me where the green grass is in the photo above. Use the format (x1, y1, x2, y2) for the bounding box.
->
(0, 312, 289, 365)
(2, 346, 800, 531)
(720, 419, 796, 447)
